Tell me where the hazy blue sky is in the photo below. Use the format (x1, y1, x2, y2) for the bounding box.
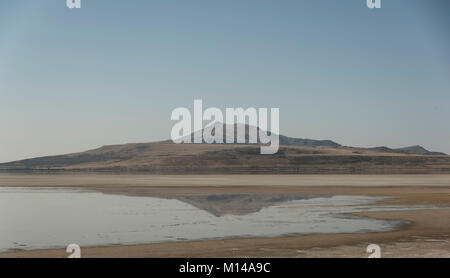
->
(1, 0, 449, 162)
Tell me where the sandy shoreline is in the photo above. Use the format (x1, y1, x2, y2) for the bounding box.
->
(1, 174, 449, 258)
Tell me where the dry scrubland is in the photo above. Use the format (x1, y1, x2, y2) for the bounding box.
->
(1, 142, 450, 174)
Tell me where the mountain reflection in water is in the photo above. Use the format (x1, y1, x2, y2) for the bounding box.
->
(0, 187, 435, 252)
(178, 194, 322, 216)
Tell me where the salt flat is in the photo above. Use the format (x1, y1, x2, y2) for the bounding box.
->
(0, 174, 449, 257)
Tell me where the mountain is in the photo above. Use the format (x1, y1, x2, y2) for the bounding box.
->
(182, 123, 341, 147)
(279, 135, 341, 148)
(0, 126, 448, 174)
(394, 145, 446, 156)
(366, 145, 446, 156)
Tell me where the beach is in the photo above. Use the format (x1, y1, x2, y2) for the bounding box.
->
(0, 174, 449, 258)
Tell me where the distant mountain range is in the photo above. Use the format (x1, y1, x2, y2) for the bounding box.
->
(184, 123, 444, 154)
(0, 125, 448, 174)
(366, 145, 446, 156)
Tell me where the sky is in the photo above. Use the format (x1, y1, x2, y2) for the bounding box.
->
(0, 0, 449, 162)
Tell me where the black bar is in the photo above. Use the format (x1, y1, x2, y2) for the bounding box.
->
(0, 258, 447, 277)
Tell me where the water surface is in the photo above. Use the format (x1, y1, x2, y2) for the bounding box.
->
(0, 187, 430, 251)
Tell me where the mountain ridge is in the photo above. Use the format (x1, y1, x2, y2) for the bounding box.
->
(0, 127, 447, 174)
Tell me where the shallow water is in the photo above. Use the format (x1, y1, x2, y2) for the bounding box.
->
(0, 187, 431, 251)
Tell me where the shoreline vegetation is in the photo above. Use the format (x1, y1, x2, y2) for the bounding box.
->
(1, 132, 448, 175)
(1, 150, 450, 174)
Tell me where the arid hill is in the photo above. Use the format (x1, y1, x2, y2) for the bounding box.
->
(1, 130, 448, 174)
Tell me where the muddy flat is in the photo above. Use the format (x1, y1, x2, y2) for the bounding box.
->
(0, 174, 449, 258)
